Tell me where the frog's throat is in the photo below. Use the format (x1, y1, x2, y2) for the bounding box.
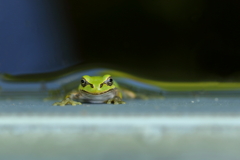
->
(80, 88, 115, 95)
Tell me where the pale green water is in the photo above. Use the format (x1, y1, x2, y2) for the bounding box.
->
(0, 95, 240, 160)
(0, 132, 239, 160)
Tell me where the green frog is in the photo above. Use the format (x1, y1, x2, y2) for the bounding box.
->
(53, 74, 125, 106)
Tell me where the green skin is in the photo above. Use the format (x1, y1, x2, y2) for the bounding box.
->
(53, 74, 125, 106)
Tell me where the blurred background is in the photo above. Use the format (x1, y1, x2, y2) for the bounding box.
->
(1, 0, 240, 81)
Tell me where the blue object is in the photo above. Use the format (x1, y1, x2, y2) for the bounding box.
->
(0, 0, 82, 75)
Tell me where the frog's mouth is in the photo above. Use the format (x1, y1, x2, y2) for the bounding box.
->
(80, 89, 114, 95)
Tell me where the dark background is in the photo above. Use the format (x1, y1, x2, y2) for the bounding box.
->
(1, 0, 240, 81)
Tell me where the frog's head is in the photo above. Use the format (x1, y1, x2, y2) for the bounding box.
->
(78, 74, 116, 94)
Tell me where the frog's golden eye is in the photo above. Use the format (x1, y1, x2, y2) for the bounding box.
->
(105, 77, 113, 86)
(81, 78, 94, 88)
(81, 78, 87, 87)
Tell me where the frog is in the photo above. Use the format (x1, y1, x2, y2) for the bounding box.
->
(53, 74, 125, 106)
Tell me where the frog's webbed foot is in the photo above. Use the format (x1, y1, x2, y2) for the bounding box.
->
(53, 98, 82, 106)
(106, 96, 126, 105)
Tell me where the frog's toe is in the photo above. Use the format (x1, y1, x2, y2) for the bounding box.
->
(53, 103, 58, 106)
(71, 102, 82, 106)
(113, 101, 119, 105)
(106, 99, 112, 104)
(113, 100, 126, 105)
(53, 99, 82, 106)
(74, 101, 82, 105)
(53, 102, 63, 106)
(106, 96, 125, 105)
(120, 101, 126, 104)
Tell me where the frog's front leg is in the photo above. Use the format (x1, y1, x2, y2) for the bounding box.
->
(106, 96, 126, 105)
(53, 98, 82, 106)
(53, 91, 82, 106)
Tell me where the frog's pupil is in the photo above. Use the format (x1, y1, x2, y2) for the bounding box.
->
(81, 79, 85, 84)
(81, 79, 87, 87)
(106, 78, 113, 86)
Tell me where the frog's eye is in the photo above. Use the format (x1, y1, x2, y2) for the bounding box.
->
(81, 79, 87, 87)
(105, 77, 113, 86)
